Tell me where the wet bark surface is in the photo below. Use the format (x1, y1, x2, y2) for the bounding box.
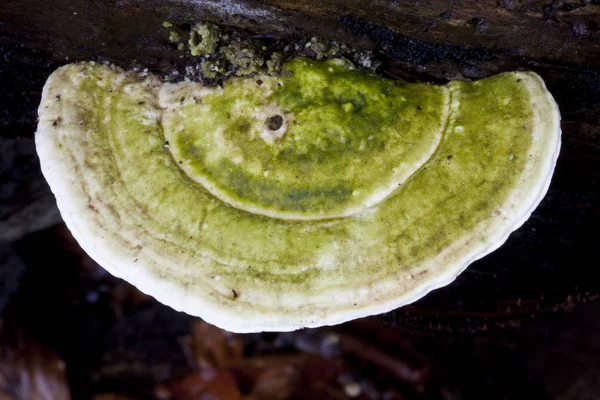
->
(1, 1, 599, 398)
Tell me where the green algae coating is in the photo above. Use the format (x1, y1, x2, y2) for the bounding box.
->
(169, 31, 181, 43)
(164, 58, 448, 219)
(305, 37, 340, 60)
(220, 42, 266, 76)
(266, 52, 284, 74)
(189, 23, 220, 56)
(41, 60, 537, 322)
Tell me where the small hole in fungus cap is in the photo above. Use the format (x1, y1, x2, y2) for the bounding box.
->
(266, 115, 283, 131)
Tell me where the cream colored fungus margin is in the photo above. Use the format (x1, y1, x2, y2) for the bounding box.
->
(36, 63, 560, 332)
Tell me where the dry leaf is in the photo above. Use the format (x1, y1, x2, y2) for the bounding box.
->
(0, 321, 70, 400)
(251, 366, 299, 400)
(187, 321, 244, 370)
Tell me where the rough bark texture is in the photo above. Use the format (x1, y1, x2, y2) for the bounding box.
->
(2, 0, 600, 68)
(1, 0, 598, 330)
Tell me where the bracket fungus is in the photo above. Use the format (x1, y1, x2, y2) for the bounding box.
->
(36, 58, 560, 332)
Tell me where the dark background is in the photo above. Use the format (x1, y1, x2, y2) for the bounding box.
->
(1, 1, 599, 399)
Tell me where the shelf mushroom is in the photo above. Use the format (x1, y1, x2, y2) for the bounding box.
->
(36, 58, 560, 332)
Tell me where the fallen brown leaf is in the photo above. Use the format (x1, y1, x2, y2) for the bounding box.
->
(165, 370, 242, 400)
(0, 320, 70, 400)
(251, 365, 299, 400)
(183, 321, 244, 370)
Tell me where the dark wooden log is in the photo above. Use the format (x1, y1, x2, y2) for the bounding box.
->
(2, 0, 600, 69)
(0, 0, 598, 333)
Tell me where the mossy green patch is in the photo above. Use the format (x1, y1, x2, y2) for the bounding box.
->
(165, 58, 448, 219)
(169, 31, 181, 43)
(189, 23, 220, 56)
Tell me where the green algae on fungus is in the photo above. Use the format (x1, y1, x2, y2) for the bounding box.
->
(266, 52, 284, 74)
(220, 41, 266, 76)
(168, 31, 181, 43)
(201, 59, 226, 79)
(164, 58, 448, 218)
(189, 22, 220, 56)
(170, 21, 379, 81)
(305, 37, 340, 60)
(181, 22, 280, 78)
(35, 58, 560, 332)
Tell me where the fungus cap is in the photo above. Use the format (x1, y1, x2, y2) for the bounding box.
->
(36, 59, 560, 332)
